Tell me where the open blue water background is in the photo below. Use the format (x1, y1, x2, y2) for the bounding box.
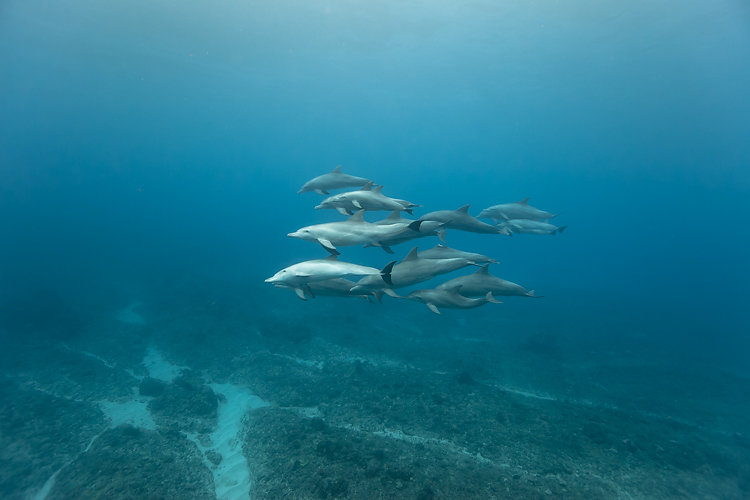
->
(1, 0, 749, 398)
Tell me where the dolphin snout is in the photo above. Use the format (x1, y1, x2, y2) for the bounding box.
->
(314, 204, 324, 210)
(287, 232, 299, 238)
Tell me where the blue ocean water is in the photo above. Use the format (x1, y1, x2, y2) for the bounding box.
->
(1, 1, 749, 498)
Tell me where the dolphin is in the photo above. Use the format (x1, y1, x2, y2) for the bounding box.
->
(298, 166, 372, 195)
(351, 246, 476, 293)
(360, 211, 447, 252)
(265, 255, 395, 300)
(437, 264, 539, 298)
(478, 198, 557, 223)
(418, 244, 497, 265)
(315, 182, 420, 215)
(274, 278, 375, 302)
(287, 210, 414, 255)
(406, 285, 501, 314)
(500, 219, 567, 235)
(417, 205, 510, 235)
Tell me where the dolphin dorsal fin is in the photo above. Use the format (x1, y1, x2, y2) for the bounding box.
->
(475, 264, 490, 275)
(517, 197, 529, 205)
(325, 254, 339, 261)
(373, 185, 384, 193)
(382, 211, 402, 222)
(456, 205, 470, 214)
(347, 210, 366, 222)
(331, 165, 342, 173)
(402, 247, 420, 262)
(361, 181, 374, 191)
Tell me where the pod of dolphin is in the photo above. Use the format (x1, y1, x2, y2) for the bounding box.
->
(265, 166, 567, 314)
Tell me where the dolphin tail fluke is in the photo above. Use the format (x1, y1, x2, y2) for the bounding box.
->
(526, 290, 543, 298)
(557, 225, 567, 234)
(485, 292, 502, 304)
(380, 261, 396, 286)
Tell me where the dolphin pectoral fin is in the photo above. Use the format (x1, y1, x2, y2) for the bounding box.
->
(404, 208, 413, 215)
(294, 288, 307, 300)
(336, 207, 350, 216)
(315, 189, 330, 195)
(380, 244, 394, 254)
(373, 291, 384, 303)
(426, 303, 441, 314)
(383, 288, 400, 298)
(352, 200, 363, 209)
(485, 292, 502, 304)
(437, 228, 447, 244)
(318, 238, 339, 255)
(303, 284, 315, 299)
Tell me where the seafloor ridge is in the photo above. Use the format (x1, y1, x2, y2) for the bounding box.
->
(1, 280, 748, 500)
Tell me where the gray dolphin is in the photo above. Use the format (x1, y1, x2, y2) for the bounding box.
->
(361, 211, 447, 252)
(406, 285, 501, 314)
(417, 205, 510, 235)
(298, 166, 372, 195)
(287, 210, 413, 255)
(437, 264, 539, 298)
(501, 219, 567, 235)
(274, 278, 375, 302)
(315, 182, 420, 215)
(351, 246, 476, 293)
(418, 244, 497, 264)
(478, 198, 557, 223)
(265, 255, 395, 300)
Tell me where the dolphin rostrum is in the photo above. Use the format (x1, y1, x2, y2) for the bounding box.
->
(418, 244, 497, 265)
(265, 255, 395, 300)
(406, 285, 501, 314)
(351, 246, 476, 293)
(298, 166, 372, 195)
(287, 210, 414, 255)
(500, 219, 567, 235)
(478, 198, 557, 223)
(416, 205, 510, 235)
(437, 264, 539, 298)
(315, 182, 420, 215)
